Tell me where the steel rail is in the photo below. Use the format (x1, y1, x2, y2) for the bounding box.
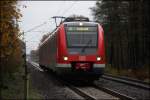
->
(105, 74, 150, 85)
(64, 79, 135, 100)
(53, 75, 97, 100)
(93, 84, 135, 100)
(102, 74, 150, 90)
(64, 82, 97, 100)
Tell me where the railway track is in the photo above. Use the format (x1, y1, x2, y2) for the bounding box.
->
(56, 76, 136, 100)
(93, 84, 135, 100)
(29, 61, 136, 100)
(102, 74, 150, 90)
(58, 79, 97, 100)
(66, 82, 135, 100)
(105, 74, 150, 85)
(57, 77, 121, 100)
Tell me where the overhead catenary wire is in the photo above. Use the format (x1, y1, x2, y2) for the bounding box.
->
(22, 20, 54, 43)
(27, 1, 77, 33)
(24, 22, 47, 33)
(24, 20, 55, 41)
(27, 31, 51, 33)
(23, 1, 79, 35)
(23, 18, 54, 34)
(50, 1, 78, 28)
(25, 19, 56, 33)
(55, 1, 66, 16)
(60, 1, 78, 16)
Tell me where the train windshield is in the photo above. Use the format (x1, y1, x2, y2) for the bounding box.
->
(65, 24, 98, 48)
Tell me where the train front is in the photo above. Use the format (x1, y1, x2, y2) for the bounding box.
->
(57, 21, 105, 79)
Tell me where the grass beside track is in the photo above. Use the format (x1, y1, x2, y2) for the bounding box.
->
(105, 64, 150, 83)
(1, 67, 43, 99)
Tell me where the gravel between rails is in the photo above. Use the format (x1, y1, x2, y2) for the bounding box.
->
(76, 86, 119, 100)
(95, 78, 150, 99)
(61, 78, 119, 100)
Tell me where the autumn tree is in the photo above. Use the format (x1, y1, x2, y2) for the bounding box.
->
(0, 0, 23, 90)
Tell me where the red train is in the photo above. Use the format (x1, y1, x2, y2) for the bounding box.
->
(39, 17, 105, 81)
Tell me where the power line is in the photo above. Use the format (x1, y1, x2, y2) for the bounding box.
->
(23, 18, 54, 34)
(26, 31, 51, 33)
(23, 1, 78, 35)
(55, 1, 66, 16)
(24, 18, 55, 34)
(24, 22, 47, 33)
(26, 41, 39, 42)
(60, 1, 78, 16)
(22, 21, 56, 45)
(24, 1, 78, 34)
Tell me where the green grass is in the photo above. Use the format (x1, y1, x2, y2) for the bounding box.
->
(1, 67, 43, 99)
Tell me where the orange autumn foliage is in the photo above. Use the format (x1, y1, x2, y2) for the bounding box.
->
(0, 0, 23, 73)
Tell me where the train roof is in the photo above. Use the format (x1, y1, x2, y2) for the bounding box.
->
(63, 17, 89, 22)
(63, 21, 99, 26)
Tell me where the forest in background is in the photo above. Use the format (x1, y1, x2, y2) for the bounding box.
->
(90, 0, 150, 80)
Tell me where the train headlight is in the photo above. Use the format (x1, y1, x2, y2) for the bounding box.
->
(97, 57, 101, 61)
(63, 56, 68, 61)
(79, 22, 83, 26)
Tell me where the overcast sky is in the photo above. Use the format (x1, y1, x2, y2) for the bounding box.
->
(18, 1, 96, 54)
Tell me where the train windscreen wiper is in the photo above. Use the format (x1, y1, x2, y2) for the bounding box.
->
(81, 39, 92, 53)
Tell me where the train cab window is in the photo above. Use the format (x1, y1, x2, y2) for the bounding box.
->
(65, 24, 98, 48)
